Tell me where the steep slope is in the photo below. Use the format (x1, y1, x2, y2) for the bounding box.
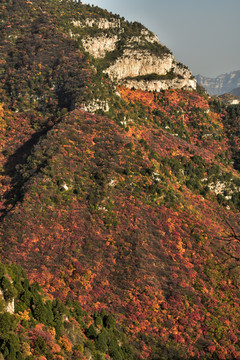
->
(0, 1, 240, 360)
(196, 70, 240, 95)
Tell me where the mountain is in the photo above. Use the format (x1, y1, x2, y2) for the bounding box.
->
(0, 0, 240, 359)
(217, 92, 240, 105)
(231, 87, 240, 97)
(196, 70, 240, 95)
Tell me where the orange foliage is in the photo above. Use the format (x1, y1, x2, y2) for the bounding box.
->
(58, 334, 72, 352)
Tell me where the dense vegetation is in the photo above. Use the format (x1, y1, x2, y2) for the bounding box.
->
(0, 0, 240, 359)
(0, 262, 135, 360)
(125, 71, 179, 82)
(223, 104, 240, 171)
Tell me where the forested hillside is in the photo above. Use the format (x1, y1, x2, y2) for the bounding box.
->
(0, 261, 135, 360)
(0, 1, 240, 359)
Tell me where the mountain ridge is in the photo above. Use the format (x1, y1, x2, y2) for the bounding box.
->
(0, 0, 240, 359)
(196, 70, 240, 95)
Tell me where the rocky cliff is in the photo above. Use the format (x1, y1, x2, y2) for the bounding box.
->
(82, 35, 118, 58)
(105, 49, 196, 90)
(0, 290, 15, 314)
(123, 75, 196, 92)
(196, 70, 240, 95)
(73, 17, 121, 29)
(74, 16, 196, 92)
(105, 50, 173, 79)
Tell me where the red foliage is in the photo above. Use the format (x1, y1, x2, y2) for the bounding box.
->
(1, 93, 240, 358)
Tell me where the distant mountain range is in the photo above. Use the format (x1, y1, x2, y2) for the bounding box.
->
(196, 70, 240, 95)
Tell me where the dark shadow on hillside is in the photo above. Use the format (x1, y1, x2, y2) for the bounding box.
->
(0, 122, 57, 221)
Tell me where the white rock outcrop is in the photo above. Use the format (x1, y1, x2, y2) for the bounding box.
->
(104, 49, 196, 91)
(82, 99, 110, 113)
(74, 15, 196, 92)
(82, 35, 118, 58)
(229, 99, 240, 105)
(73, 18, 121, 29)
(129, 29, 160, 45)
(140, 29, 159, 43)
(0, 289, 15, 314)
(5, 298, 15, 314)
(124, 77, 196, 92)
(105, 50, 174, 80)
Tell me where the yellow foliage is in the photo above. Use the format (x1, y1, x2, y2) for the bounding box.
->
(17, 310, 30, 321)
(49, 326, 56, 337)
(21, 342, 31, 357)
(0, 104, 3, 118)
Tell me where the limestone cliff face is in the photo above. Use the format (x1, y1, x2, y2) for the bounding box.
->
(105, 49, 196, 91)
(128, 28, 160, 45)
(82, 35, 118, 58)
(73, 17, 121, 29)
(105, 50, 173, 80)
(75, 15, 196, 92)
(124, 77, 196, 92)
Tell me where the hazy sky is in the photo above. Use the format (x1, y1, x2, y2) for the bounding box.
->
(81, 0, 240, 78)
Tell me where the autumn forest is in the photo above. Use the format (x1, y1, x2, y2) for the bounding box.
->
(0, 0, 240, 359)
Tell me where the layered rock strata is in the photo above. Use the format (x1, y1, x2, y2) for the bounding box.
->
(76, 16, 196, 91)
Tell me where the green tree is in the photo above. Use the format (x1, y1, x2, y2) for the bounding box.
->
(87, 324, 98, 340)
(103, 314, 115, 329)
(0, 333, 21, 360)
(96, 329, 108, 353)
(0, 313, 16, 334)
(35, 336, 48, 355)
